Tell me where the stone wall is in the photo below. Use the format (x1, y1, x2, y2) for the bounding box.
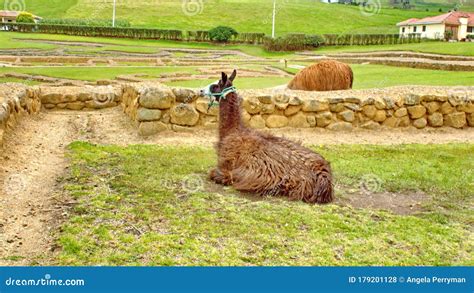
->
(39, 85, 123, 110)
(0, 83, 41, 145)
(122, 83, 474, 136)
(1, 82, 473, 144)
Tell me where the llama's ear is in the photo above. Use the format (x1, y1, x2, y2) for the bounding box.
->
(229, 69, 237, 82)
(221, 72, 228, 83)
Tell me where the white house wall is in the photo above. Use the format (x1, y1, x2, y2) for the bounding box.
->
(399, 23, 446, 39)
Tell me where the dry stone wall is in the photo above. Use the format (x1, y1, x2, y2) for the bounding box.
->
(122, 83, 474, 136)
(1, 82, 473, 145)
(0, 83, 41, 146)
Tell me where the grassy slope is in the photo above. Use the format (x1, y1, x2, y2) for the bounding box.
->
(1, 64, 473, 89)
(56, 142, 473, 266)
(2, 0, 473, 35)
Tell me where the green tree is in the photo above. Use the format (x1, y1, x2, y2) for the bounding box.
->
(16, 12, 35, 23)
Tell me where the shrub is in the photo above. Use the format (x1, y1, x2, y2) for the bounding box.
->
(263, 34, 324, 51)
(208, 26, 238, 42)
(16, 12, 35, 23)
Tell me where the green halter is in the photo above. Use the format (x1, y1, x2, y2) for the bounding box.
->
(203, 84, 237, 110)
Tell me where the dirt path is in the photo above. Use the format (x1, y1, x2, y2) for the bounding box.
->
(1, 107, 474, 265)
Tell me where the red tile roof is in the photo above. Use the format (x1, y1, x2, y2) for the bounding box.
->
(397, 11, 474, 26)
(0, 10, 19, 18)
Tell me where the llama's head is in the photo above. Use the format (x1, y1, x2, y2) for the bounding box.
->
(201, 70, 237, 103)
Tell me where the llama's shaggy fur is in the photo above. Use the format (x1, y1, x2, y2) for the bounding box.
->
(288, 60, 353, 91)
(208, 71, 334, 204)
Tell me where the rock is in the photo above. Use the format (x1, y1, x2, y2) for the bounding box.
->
(170, 104, 200, 126)
(343, 97, 360, 104)
(242, 111, 251, 124)
(361, 121, 380, 130)
(328, 97, 344, 104)
(302, 100, 329, 112)
(361, 97, 375, 106)
(444, 112, 466, 128)
(289, 96, 303, 106)
(289, 112, 310, 128)
(383, 117, 398, 128)
(138, 121, 168, 136)
(394, 107, 407, 118)
(195, 98, 219, 116)
(284, 105, 301, 116)
(407, 105, 426, 119)
(467, 113, 474, 127)
(260, 103, 275, 114)
(428, 112, 443, 127)
(139, 86, 175, 109)
(243, 96, 261, 114)
(374, 98, 386, 110)
(425, 102, 440, 114)
(66, 102, 85, 110)
(274, 94, 290, 104)
(330, 103, 345, 113)
(413, 118, 427, 129)
(249, 115, 266, 129)
(448, 95, 465, 107)
(266, 115, 288, 128)
(43, 104, 55, 109)
(457, 103, 474, 113)
(373, 110, 387, 122)
(362, 105, 377, 119)
(404, 94, 420, 106)
(137, 108, 162, 122)
(327, 121, 352, 131)
(172, 88, 198, 103)
(315, 112, 332, 127)
(307, 115, 316, 127)
(440, 102, 454, 114)
(344, 103, 360, 112)
(41, 92, 63, 104)
(258, 95, 272, 104)
(398, 116, 411, 127)
(383, 96, 396, 109)
(338, 110, 355, 122)
(172, 125, 194, 133)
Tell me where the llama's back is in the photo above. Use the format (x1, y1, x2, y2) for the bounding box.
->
(288, 60, 353, 92)
(219, 130, 333, 203)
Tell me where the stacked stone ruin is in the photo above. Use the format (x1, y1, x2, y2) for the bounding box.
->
(1, 82, 473, 146)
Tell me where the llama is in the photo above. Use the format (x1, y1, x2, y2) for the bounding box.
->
(288, 60, 353, 91)
(203, 70, 334, 204)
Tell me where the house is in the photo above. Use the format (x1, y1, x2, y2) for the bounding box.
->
(397, 11, 474, 41)
(0, 10, 42, 23)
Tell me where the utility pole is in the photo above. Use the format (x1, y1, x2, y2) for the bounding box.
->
(112, 0, 116, 27)
(272, 0, 276, 38)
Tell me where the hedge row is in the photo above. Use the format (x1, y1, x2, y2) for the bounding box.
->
(1, 23, 422, 47)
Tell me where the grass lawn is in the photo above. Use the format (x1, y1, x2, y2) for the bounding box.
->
(1, 64, 473, 89)
(56, 142, 473, 266)
(1, 0, 472, 35)
(316, 42, 474, 57)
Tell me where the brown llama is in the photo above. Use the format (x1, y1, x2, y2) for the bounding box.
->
(203, 70, 334, 204)
(288, 60, 353, 91)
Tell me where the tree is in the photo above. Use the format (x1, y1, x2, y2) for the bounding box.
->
(16, 12, 35, 23)
(208, 26, 238, 42)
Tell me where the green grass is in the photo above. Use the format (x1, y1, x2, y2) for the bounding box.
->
(56, 142, 473, 266)
(316, 42, 474, 57)
(1, 0, 473, 35)
(2, 64, 473, 89)
(0, 77, 41, 85)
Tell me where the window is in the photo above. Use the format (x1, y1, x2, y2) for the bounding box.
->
(413, 26, 417, 32)
(468, 26, 473, 33)
(422, 25, 426, 32)
(402, 27, 406, 33)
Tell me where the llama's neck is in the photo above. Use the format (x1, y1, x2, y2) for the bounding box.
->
(218, 92, 243, 141)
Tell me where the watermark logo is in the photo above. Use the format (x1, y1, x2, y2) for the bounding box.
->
(3, 173, 27, 197)
(360, 0, 381, 17)
(91, 92, 115, 107)
(160, 174, 204, 193)
(3, 0, 26, 11)
(182, 0, 204, 16)
(359, 174, 383, 194)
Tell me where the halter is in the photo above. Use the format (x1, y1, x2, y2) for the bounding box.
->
(201, 80, 237, 110)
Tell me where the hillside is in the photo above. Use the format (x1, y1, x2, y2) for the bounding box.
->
(1, 0, 473, 35)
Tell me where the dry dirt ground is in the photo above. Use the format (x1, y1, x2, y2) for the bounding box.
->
(1, 107, 474, 265)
